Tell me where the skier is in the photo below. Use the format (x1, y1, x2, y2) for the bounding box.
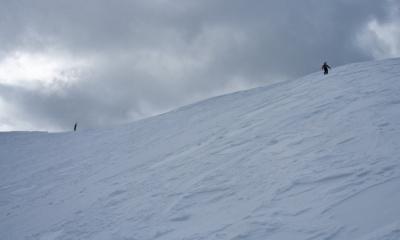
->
(74, 122, 78, 131)
(322, 62, 331, 75)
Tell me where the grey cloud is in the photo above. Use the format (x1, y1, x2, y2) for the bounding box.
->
(0, 0, 398, 131)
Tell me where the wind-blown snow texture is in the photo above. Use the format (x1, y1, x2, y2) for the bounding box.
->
(1, 58, 400, 240)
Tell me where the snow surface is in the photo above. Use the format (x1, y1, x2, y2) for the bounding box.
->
(1, 58, 400, 240)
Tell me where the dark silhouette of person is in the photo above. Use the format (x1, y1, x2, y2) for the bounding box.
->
(322, 62, 331, 75)
(74, 122, 77, 131)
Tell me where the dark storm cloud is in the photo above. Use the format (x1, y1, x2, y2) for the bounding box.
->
(0, 0, 398, 131)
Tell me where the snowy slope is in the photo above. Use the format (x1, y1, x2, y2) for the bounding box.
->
(1, 58, 400, 240)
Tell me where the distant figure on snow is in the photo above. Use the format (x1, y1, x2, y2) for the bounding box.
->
(322, 62, 331, 75)
(74, 122, 78, 131)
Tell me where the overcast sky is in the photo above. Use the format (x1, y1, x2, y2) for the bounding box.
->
(0, 0, 399, 132)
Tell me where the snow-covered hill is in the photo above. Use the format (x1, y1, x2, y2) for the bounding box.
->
(1, 58, 400, 240)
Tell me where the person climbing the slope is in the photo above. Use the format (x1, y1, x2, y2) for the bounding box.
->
(322, 62, 331, 75)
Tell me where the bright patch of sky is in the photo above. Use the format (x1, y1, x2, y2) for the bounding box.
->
(0, 51, 91, 89)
